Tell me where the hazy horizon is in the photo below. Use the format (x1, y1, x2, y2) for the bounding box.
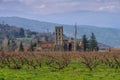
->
(0, 0, 120, 28)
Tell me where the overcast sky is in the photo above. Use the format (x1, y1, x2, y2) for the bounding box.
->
(0, 0, 120, 28)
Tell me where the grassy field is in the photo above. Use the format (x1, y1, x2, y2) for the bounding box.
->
(0, 52, 120, 80)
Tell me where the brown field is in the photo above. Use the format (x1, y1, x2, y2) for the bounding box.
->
(0, 51, 120, 70)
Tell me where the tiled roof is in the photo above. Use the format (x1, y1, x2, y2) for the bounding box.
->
(38, 41, 54, 44)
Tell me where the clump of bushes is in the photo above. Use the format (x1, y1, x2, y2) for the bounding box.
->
(43, 53, 71, 71)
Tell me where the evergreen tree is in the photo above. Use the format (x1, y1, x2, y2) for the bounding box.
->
(18, 42, 24, 51)
(45, 36, 49, 41)
(68, 43, 72, 51)
(82, 35, 88, 51)
(29, 41, 34, 51)
(19, 28, 25, 37)
(33, 42, 37, 47)
(89, 33, 98, 51)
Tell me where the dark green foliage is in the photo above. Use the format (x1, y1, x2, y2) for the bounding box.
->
(89, 33, 98, 51)
(82, 35, 89, 51)
(18, 42, 24, 51)
(68, 43, 72, 51)
(45, 36, 49, 41)
(0, 24, 28, 39)
(19, 28, 25, 37)
(29, 41, 34, 51)
(0, 78, 4, 80)
(81, 33, 99, 51)
(32, 41, 37, 47)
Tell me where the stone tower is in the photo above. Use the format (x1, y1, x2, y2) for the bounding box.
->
(55, 26, 63, 51)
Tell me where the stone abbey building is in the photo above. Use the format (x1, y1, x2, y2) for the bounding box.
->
(35, 26, 80, 51)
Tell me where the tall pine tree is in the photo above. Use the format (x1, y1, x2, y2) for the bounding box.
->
(82, 35, 89, 51)
(18, 41, 24, 51)
(89, 33, 98, 51)
(29, 41, 34, 51)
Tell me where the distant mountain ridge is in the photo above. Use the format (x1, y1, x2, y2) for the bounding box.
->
(0, 17, 120, 47)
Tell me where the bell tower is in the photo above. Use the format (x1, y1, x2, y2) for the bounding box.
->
(55, 26, 63, 51)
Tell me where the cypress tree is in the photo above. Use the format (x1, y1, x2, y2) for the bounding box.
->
(19, 28, 25, 37)
(29, 41, 34, 51)
(89, 32, 98, 51)
(18, 41, 24, 51)
(82, 35, 88, 51)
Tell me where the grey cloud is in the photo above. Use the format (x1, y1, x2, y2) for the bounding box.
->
(0, 0, 120, 15)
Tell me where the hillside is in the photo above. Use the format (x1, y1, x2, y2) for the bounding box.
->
(0, 17, 120, 47)
(0, 24, 67, 41)
(0, 24, 37, 40)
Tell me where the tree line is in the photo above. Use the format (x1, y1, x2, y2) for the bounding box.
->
(81, 32, 99, 51)
(0, 32, 99, 52)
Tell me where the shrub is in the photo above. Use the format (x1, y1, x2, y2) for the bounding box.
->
(44, 52, 71, 71)
(80, 52, 100, 71)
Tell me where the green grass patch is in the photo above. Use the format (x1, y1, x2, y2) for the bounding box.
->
(0, 63, 120, 80)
